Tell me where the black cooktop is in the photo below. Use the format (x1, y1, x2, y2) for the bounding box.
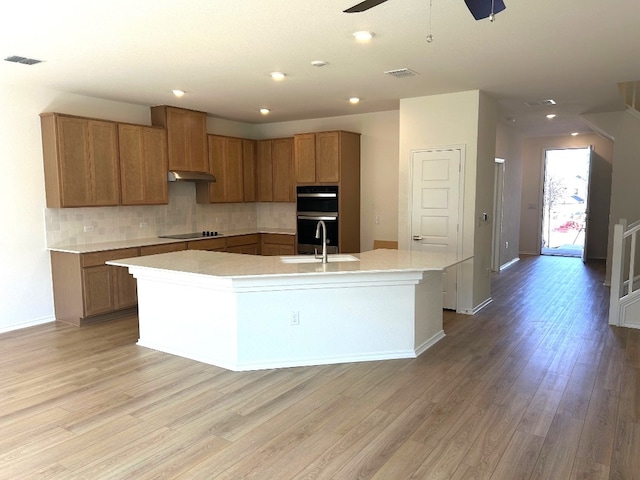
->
(158, 231, 221, 240)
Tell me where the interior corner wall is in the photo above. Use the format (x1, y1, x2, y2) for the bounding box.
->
(519, 133, 614, 258)
(495, 122, 524, 267)
(398, 90, 490, 313)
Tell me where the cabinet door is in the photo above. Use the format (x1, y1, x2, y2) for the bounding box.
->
(57, 116, 92, 206)
(165, 107, 189, 171)
(114, 266, 137, 309)
(142, 127, 169, 204)
(294, 134, 316, 183)
(242, 139, 256, 202)
(256, 140, 273, 202)
(88, 120, 120, 205)
(119, 125, 168, 205)
(273, 138, 294, 202)
(315, 131, 340, 183)
(83, 265, 116, 316)
(206, 135, 226, 203)
(225, 137, 244, 203)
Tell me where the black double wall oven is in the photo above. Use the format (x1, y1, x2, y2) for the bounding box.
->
(296, 185, 339, 254)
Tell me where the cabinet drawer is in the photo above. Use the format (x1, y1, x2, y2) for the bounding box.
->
(227, 234, 259, 247)
(188, 238, 227, 251)
(140, 243, 187, 256)
(81, 247, 140, 267)
(261, 234, 295, 246)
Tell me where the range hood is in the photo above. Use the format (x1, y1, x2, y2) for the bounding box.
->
(167, 171, 216, 183)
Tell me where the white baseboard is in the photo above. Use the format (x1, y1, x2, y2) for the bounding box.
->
(500, 257, 520, 271)
(459, 297, 493, 315)
(0, 315, 55, 334)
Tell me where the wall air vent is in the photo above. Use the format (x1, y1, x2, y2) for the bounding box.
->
(525, 99, 557, 107)
(4, 55, 43, 65)
(384, 68, 420, 78)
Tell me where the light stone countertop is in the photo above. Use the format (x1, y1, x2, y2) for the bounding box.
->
(47, 228, 296, 254)
(108, 248, 471, 278)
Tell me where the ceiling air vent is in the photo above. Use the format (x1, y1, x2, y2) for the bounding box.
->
(4, 55, 43, 65)
(384, 68, 420, 78)
(525, 99, 556, 107)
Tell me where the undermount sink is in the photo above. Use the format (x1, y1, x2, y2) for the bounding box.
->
(280, 254, 360, 264)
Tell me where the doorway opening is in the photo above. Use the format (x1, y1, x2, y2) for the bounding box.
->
(541, 147, 591, 257)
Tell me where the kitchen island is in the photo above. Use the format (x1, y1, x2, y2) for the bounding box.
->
(109, 249, 470, 371)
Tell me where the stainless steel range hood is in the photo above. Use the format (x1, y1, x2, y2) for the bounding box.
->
(167, 171, 216, 182)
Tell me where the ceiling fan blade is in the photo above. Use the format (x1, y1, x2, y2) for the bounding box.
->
(464, 0, 506, 20)
(344, 0, 389, 13)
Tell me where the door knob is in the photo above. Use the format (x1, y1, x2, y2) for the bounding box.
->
(412, 235, 423, 241)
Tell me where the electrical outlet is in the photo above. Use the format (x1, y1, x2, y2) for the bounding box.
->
(83, 225, 94, 233)
(290, 311, 300, 326)
(375, 215, 380, 225)
(505, 241, 509, 249)
(139, 222, 148, 228)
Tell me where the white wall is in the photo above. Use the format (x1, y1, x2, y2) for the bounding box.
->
(519, 133, 614, 257)
(398, 90, 496, 313)
(495, 122, 524, 267)
(253, 110, 400, 252)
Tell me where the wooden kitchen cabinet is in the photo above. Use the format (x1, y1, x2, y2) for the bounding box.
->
(227, 234, 260, 255)
(257, 138, 295, 202)
(139, 242, 187, 256)
(197, 135, 257, 204)
(260, 233, 296, 256)
(187, 237, 227, 251)
(118, 124, 168, 205)
(40, 113, 120, 208)
(50, 247, 140, 326)
(294, 130, 360, 185)
(150, 105, 208, 173)
(242, 139, 257, 202)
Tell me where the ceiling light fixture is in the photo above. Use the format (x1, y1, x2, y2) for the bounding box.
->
(260, 108, 270, 115)
(571, 132, 579, 136)
(426, 0, 434, 43)
(353, 31, 374, 42)
(172, 89, 185, 97)
(311, 60, 328, 67)
(270, 72, 286, 81)
(349, 97, 360, 104)
(546, 113, 557, 119)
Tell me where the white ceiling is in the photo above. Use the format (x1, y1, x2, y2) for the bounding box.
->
(2, 0, 639, 137)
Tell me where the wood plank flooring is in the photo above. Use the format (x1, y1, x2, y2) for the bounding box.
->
(1, 255, 639, 479)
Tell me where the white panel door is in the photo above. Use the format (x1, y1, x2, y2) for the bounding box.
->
(411, 148, 461, 309)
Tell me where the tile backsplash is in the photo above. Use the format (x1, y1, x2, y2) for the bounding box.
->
(45, 182, 296, 247)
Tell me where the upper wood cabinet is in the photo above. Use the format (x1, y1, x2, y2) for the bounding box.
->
(150, 106, 208, 173)
(294, 131, 360, 185)
(257, 138, 295, 202)
(118, 124, 168, 205)
(197, 135, 256, 204)
(40, 113, 120, 208)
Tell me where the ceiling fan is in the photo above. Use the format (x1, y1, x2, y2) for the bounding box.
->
(344, 0, 506, 21)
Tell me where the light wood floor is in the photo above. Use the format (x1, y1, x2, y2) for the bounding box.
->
(1, 255, 639, 479)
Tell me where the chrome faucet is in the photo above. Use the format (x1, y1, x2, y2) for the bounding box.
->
(315, 220, 328, 264)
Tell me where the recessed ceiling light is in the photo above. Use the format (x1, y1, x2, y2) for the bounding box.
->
(172, 89, 185, 97)
(349, 97, 360, 104)
(353, 31, 374, 42)
(260, 108, 270, 115)
(571, 132, 579, 136)
(311, 60, 328, 67)
(546, 113, 557, 119)
(270, 72, 286, 81)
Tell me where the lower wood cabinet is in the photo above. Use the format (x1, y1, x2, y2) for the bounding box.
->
(50, 234, 295, 326)
(261, 233, 296, 256)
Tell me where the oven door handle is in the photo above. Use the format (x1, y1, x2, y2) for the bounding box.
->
(297, 193, 337, 198)
(298, 215, 338, 221)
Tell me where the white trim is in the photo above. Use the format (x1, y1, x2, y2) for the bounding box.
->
(414, 330, 446, 356)
(500, 257, 520, 271)
(458, 297, 493, 315)
(0, 315, 55, 334)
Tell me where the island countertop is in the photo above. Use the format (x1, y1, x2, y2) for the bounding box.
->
(108, 248, 470, 279)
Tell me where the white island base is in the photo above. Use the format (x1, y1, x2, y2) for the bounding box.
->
(113, 250, 464, 371)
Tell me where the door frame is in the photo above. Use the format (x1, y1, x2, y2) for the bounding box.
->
(409, 144, 466, 311)
(492, 158, 505, 271)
